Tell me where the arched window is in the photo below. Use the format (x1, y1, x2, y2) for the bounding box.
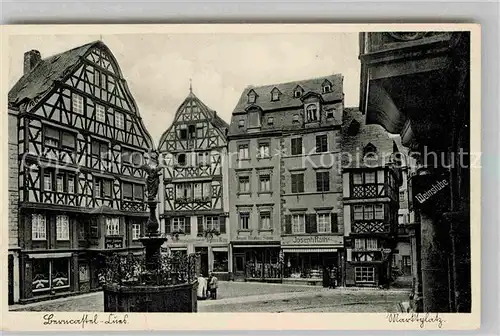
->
(363, 143, 377, 156)
(306, 104, 319, 122)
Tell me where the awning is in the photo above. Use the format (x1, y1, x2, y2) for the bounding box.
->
(28, 252, 73, 259)
(282, 248, 337, 253)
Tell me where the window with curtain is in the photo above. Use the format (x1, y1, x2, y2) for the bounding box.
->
(292, 214, 305, 234)
(56, 215, 70, 240)
(32, 214, 47, 240)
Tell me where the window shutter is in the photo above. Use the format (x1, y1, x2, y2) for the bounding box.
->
(197, 216, 204, 235)
(291, 175, 296, 193)
(310, 214, 317, 233)
(299, 174, 304, 192)
(331, 213, 339, 233)
(219, 215, 226, 233)
(165, 217, 171, 234)
(305, 214, 311, 233)
(284, 215, 292, 234)
(184, 217, 191, 234)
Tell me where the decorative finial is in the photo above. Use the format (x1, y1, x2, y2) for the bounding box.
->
(189, 78, 193, 93)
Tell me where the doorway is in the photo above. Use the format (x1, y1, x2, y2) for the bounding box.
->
(233, 253, 246, 281)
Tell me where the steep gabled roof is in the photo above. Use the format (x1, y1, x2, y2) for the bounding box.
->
(9, 41, 99, 107)
(232, 74, 343, 114)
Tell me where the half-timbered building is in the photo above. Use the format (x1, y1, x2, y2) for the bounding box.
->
(8, 41, 153, 302)
(158, 88, 230, 279)
(341, 107, 401, 287)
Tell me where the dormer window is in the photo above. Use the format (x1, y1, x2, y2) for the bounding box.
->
(292, 115, 300, 124)
(267, 117, 274, 125)
(305, 103, 319, 122)
(271, 88, 281, 101)
(322, 80, 332, 94)
(238, 119, 245, 128)
(293, 85, 304, 98)
(248, 90, 257, 104)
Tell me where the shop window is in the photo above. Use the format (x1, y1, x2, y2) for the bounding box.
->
(32, 258, 70, 295)
(239, 212, 250, 230)
(56, 215, 69, 241)
(106, 217, 120, 236)
(316, 134, 328, 153)
(132, 223, 141, 240)
(292, 214, 305, 234)
(32, 214, 47, 241)
(355, 266, 375, 283)
(291, 137, 302, 155)
(213, 251, 228, 272)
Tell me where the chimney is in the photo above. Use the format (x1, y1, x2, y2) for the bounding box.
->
(24, 50, 41, 74)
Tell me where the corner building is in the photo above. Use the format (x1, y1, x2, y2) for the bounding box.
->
(158, 89, 230, 279)
(8, 41, 154, 303)
(228, 75, 345, 284)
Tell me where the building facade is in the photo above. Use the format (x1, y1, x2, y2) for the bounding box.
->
(157, 89, 230, 279)
(341, 108, 401, 287)
(8, 41, 153, 303)
(227, 75, 345, 284)
(359, 32, 471, 312)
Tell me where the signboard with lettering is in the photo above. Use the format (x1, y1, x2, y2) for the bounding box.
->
(282, 235, 343, 246)
(236, 235, 275, 241)
(410, 173, 450, 214)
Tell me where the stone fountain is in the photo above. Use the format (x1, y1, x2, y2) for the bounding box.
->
(103, 151, 198, 312)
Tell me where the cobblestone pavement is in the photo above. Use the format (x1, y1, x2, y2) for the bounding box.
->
(10, 281, 408, 313)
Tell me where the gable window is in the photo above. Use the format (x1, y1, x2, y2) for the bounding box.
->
(316, 134, 328, 153)
(95, 178, 112, 199)
(267, 117, 274, 125)
(56, 174, 64, 192)
(291, 138, 302, 155)
(239, 176, 250, 193)
(106, 217, 120, 236)
(292, 214, 305, 234)
(132, 223, 141, 240)
(271, 89, 280, 101)
(56, 215, 70, 241)
(317, 213, 331, 233)
(292, 115, 300, 124)
(96, 105, 106, 123)
(179, 128, 188, 140)
(239, 212, 250, 230)
(44, 172, 53, 191)
(72, 94, 84, 114)
(258, 142, 270, 159)
(259, 174, 271, 192)
(238, 119, 245, 128)
(322, 81, 332, 93)
(306, 104, 319, 122)
(248, 91, 257, 104)
(115, 112, 124, 129)
(316, 171, 330, 192)
(291, 173, 304, 193)
(238, 144, 249, 160)
(196, 125, 204, 138)
(91, 139, 108, 159)
(260, 211, 271, 230)
(172, 217, 186, 232)
(32, 214, 47, 241)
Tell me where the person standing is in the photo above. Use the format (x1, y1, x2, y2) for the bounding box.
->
(209, 273, 218, 299)
(329, 266, 337, 289)
(197, 274, 207, 300)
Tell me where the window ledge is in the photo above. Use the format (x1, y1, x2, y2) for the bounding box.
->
(258, 229, 273, 233)
(237, 158, 250, 162)
(257, 191, 273, 196)
(237, 229, 252, 233)
(237, 192, 251, 196)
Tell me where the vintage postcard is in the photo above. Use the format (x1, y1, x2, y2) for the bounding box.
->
(1, 23, 481, 331)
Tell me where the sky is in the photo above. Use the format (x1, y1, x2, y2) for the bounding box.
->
(8, 33, 360, 146)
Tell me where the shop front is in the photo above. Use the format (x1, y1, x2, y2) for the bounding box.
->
(231, 242, 282, 283)
(281, 235, 344, 286)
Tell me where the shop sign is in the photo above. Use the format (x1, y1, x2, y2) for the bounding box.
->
(282, 235, 343, 246)
(382, 248, 392, 254)
(236, 235, 275, 241)
(410, 173, 450, 214)
(194, 236, 228, 244)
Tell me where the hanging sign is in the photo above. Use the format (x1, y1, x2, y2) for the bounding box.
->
(410, 173, 450, 214)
